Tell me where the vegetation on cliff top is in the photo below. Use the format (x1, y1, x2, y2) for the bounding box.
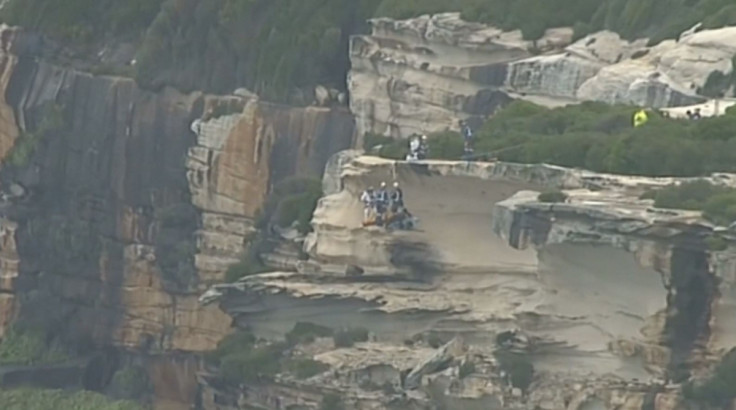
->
(371, 100, 736, 178)
(4, 0, 735, 99)
(0, 388, 143, 410)
(641, 180, 736, 226)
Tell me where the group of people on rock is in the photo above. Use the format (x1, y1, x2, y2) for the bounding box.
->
(405, 120, 476, 161)
(685, 108, 702, 120)
(360, 181, 407, 225)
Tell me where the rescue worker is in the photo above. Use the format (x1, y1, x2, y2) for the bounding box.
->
(374, 182, 389, 225)
(407, 135, 420, 161)
(633, 109, 649, 127)
(360, 186, 375, 223)
(390, 181, 404, 213)
(418, 135, 429, 160)
(461, 120, 474, 158)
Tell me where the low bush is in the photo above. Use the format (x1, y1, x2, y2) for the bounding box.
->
(683, 348, 736, 407)
(108, 365, 151, 401)
(494, 351, 534, 392)
(643, 180, 736, 226)
(333, 327, 370, 348)
(286, 322, 334, 346)
(219, 342, 288, 384)
(459, 361, 476, 379)
(0, 388, 143, 410)
(538, 190, 568, 203)
(0, 327, 70, 365)
(286, 358, 330, 379)
(321, 393, 344, 410)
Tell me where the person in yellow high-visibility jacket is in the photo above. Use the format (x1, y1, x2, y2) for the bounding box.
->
(633, 109, 649, 127)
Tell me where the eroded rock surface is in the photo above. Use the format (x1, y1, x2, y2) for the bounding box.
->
(350, 13, 736, 138)
(204, 153, 736, 409)
(0, 26, 355, 409)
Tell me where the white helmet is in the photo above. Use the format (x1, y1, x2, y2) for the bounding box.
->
(393, 181, 399, 188)
(380, 181, 387, 188)
(421, 135, 427, 140)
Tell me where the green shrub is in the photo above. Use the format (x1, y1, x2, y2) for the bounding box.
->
(705, 236, 728, 251)
(683, 348, 736, 407)
(644, 180, 736, 226)
(538, 191, 568, 203)
(333, 327, 370, 348)
(5, 103, 66, 168)
(427, 333, 444, 349)
(494, 351, 534, 392)
(459, 361, 476, 379)
(703, 191, 736, 226)
(286, 322, 334, 346)
(205, 331, 257, 365)
(219, 342, 288, 384)
(0, 388, 144, 410)
(321, 393, 344, 410)
(0, 327, 70, 365)
(363, 133, 395, 152)
(108, 365, 151, 401)
(286, 358, 330, 379)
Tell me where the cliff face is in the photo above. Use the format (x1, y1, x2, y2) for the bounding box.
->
(0, 26, 355, 409)
(350, 13, 736, 138)
(203, 153, 736, 409)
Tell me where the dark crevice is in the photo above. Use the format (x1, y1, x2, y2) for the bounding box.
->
(664, 246, 716, 382)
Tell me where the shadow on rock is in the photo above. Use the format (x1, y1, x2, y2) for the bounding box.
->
(388, 239, 441, 282)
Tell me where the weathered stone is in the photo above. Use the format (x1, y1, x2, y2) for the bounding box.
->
(350, 13, 736, 139)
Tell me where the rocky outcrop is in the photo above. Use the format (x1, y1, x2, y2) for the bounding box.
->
(0, 26, 355, 409)
(350, 13, 736, 138)
(203, 153, 736, 409)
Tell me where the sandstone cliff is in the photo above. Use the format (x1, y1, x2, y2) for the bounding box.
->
(0, 26, 355, 409)
(202, 153, 736, 409)
(350, 13, 736, 138)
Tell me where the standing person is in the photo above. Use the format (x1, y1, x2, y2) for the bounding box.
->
(375, 182, 389, 225)
(407, 135, 420, 161)
(418, 135, 429, 160)
(633, 109, 648, 127)
(461, 120, 474, 158)
(390, 181, 404, 214)
(692, 108, 702, 120)
(360, 186, 375, 224)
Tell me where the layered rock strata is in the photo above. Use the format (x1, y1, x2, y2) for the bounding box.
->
(202, 154, 736, 409)
(350, 13, 736, 138)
